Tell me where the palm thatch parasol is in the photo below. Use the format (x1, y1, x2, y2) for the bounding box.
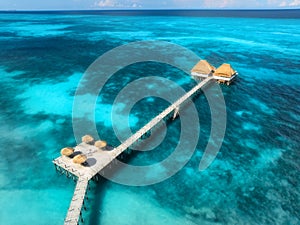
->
(73, 154, 87, 164)
(82, 135, 94, 144)
(60, 147, 74, 157)
(94, 140, 107, 149)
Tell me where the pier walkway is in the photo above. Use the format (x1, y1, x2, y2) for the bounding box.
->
(53, 76, 213, 225)
(113, 76, 213, 155)
(64, 178, 89, 225)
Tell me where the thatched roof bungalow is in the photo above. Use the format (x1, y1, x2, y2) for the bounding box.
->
(213, 63, 238, 85)
(191, 60, 216, 78)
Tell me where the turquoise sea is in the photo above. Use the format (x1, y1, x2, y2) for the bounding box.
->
(0, 10, 299, 225)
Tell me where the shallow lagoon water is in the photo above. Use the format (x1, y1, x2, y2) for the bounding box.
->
(0, 12, 299, 225)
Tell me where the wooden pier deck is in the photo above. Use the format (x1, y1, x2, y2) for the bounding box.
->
(53, 76, 213, 225)
(64, 178, 89, 225)
(113, 76, 214, 155)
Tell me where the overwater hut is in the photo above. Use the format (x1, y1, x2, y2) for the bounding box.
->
(73, 154, 87, 164)
(60, 147, 74, 157)
(82, 135, 94, 144)
(213, 63, 238, 85)
(191, 60, 216, 78)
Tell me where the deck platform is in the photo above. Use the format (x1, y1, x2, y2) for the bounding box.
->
(54, 143, 118, 180)
(53, 76, 214, 225)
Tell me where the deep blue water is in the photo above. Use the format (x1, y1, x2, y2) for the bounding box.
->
(0, 11, 299, 225)
(2, 9, 300, 18)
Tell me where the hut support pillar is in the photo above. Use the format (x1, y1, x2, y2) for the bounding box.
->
(172, 106, 179, 120)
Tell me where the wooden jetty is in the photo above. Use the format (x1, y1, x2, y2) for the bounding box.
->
(53, 76, 214, 225)
(64, 177, 89, 225)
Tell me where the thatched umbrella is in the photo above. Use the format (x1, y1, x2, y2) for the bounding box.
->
(73, 154, 87, 164)
(82, 135, 94, 144)
(94, 140, 107, 149)
(60, 147, 74, 157)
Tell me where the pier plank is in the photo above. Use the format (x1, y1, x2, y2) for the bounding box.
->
(53, 77, 213, 225)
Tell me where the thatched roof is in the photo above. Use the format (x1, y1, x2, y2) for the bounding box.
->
(94, 140, 107, 149)
(214, 63, 236, 78)
(191, 60, 216, 74)
(73, 154, 87, 164)
(82, 135, 94, 144)
(60, 147, 74, 157)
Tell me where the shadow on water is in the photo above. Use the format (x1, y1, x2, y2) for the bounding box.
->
(100, 113, 179, 171)
(83, 94, 203, 224)
(85, 176, 109, 225)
